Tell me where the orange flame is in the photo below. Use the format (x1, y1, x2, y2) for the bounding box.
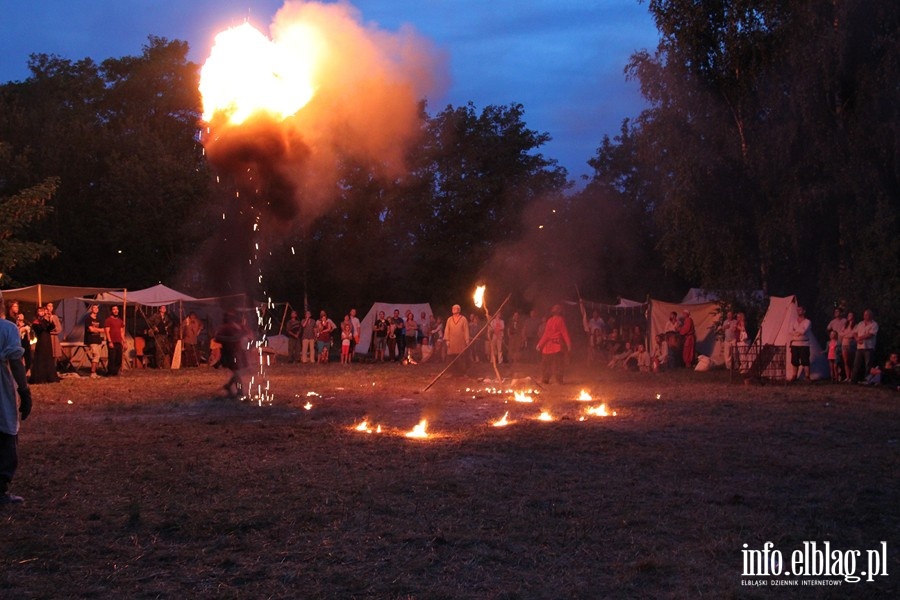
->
(405, 419, 429, 438)
(514, 391, 534, 403)
(493, 412, 510, 427)
(200, 21, 320, 125)
(538, 411, 553, 422)
(578, 390, 592, 401)
(473, 286, 486, 309)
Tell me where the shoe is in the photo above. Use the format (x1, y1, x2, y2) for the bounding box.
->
(90, 373, 99, 379)
(0, 492, 24, 505)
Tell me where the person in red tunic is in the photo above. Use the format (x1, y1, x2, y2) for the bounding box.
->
(537, 304, 572, 384)
(678, 309, 696, 368)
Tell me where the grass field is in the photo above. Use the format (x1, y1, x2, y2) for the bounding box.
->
(1, 359, 898, 599)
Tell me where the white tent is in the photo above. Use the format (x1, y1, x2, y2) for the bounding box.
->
(356, 301, 434, 356)
(752, 295, 829, 381)
(649, 299, 723, 366)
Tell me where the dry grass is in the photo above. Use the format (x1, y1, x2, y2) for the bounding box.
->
(1, 359, 898, 599)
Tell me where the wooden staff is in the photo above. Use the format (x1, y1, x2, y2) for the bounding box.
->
(423, 293, 512, 392)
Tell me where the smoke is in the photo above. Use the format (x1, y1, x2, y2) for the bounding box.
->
(202, 0, 447, 222)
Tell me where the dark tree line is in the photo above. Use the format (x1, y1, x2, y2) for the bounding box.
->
(577, 0, 899, 347)
(1, 1, 897, 348)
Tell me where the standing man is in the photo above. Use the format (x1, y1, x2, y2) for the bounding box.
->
(300, 310, 316, 363)
(285, 310, 302, 364)
(148, 305, 174, 369)
(721, 310, 737, 371)
(83, 304, 104, 378)
(537, 304, 572, 384)
(851, 309, 879, 383)
(103, 305, 125, 376)
(678, 309, 696, 368)
(789, 305, 812, 382)
(1, 297, 32, 504)
(443, 304, 470, 375)
(349, 308, 361, 361)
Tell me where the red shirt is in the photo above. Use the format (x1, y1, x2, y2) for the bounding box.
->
(537, 315, 572, 354)
(104, 316, 125, 343)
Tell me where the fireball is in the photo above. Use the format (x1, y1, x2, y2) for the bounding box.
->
(199, 21, 321, 125)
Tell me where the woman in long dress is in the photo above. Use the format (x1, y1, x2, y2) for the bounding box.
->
(30, 306, 59, 384)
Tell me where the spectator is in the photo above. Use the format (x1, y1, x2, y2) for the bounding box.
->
(789, 305, 812, 382)
(851, 309, 879, 383)
(0, 297, 32, 504)
(678, 310, 696, 368)
(340, 322, 353, 365)
(404, 311, 418, 364)
(839, 312, 856, 382)
(372, 311, 388, 362)
(45, 302, 63, 369)
(104, 305, 125, 376)
(315, 311, 336, 364)
(83, 304, 104, 378)
(147, 305, 175, 369)
(652, 334, 669, 372)
(300, 310, 316, 363)
(827, 330, 840, 383)
(285, 310, 302, 364)
(721, 310, 737, 371)
(30, 306, 59, 384)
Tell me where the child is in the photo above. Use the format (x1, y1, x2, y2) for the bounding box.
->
(340, 323, 353, 365)
(827, 330, 839, 382)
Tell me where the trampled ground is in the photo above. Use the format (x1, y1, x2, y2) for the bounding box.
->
(1, 360, 898, 599)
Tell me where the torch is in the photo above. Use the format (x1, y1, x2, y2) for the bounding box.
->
(422, 286, 511, 392)
(474, 285, 503, 384)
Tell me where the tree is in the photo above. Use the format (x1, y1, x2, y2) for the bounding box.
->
(0, 143, 58, 285)
(0, 37, 210, 288)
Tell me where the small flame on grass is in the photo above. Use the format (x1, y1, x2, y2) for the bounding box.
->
(514, 391, 533, 403)
(405, 419, 429, 438)
(493, 412, 510, 427)
(306, 391, 320, 397)
(656, 393, 661, 400)
(578, 390, 592, 401)
(586, 404, 610, 417)
(303, 402, 313, 410)
(538, 411, 553, 422)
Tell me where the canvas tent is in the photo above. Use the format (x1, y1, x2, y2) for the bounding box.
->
(649, 299, 723, 367)
(356, 301, 434, 356)
(751, 295, 828, 381)
(1, 284, 123, 306)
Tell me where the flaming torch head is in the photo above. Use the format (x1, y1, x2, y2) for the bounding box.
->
(474, 285, 486, 309)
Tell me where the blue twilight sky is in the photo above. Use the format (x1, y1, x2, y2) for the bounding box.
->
(0, 0, 660, 182)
